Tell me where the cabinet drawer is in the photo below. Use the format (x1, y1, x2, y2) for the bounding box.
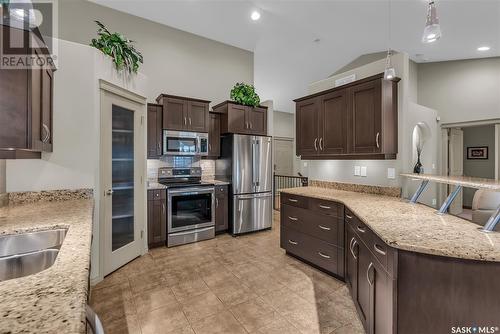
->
(281, 192, 308, 209)
(148, 189, 166, 200)
(345, 208, 372, 246)
(281, 227, 343, 277)
(215, 185, 228, 196)
(282, 205, 343, 247)
(309, 198, 342, 218)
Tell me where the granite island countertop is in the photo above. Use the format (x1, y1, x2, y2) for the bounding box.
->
(0, 199, 94, 334)
(280, 186, 500, 262)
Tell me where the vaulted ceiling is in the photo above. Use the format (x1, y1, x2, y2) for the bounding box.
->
(90, 0, 500, 112)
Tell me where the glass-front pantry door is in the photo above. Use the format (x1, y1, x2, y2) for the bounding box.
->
(101, 88, 145, 276)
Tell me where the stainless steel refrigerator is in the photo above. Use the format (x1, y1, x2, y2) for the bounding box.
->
(216, 134, 273, 235)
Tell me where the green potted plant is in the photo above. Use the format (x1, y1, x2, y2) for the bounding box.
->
(230, 83, 261, 107)
(90, 20, 143, 74)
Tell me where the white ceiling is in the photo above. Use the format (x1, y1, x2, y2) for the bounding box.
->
(90, 0, 500, 113)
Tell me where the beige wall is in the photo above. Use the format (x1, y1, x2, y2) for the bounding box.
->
(418, 57, 500, 124)
(463, 125, 496, 207)
(273, 111, 294, 139)
(58, 0, 254, 105)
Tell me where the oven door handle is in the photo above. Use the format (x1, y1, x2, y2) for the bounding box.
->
(169, 226, 214, 236)
(168, 187, 215, 195)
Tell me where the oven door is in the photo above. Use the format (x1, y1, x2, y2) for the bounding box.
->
(168, 187, 215, 233)
(163, 131, 198, 156)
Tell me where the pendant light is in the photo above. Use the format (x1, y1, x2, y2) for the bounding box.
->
(422, 0, 441, 43)
(384, 0, 396, 80)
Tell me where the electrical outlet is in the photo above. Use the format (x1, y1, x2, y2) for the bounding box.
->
(303, 162, 308, 167)
(387, 168, 396, 179)
(360, 166, 367, 177)
(432, 198, 437, 206)
(354, 166, 361, 176)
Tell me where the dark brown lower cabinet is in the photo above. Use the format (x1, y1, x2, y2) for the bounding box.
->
(282, 192, 500, 334)
(215, 185, 228, 233)
(147, 190, 166, 248)
(280, 193, 345, 279)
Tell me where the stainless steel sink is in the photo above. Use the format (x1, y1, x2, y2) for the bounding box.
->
(0, 229, 67, 281)
(0, 229, 67, 257)
(0, 249, 59, 281)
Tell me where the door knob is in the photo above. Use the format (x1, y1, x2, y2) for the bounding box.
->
(106, 189, 114, 196)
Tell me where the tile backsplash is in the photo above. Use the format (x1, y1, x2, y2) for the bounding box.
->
(147, 158, 215, 181)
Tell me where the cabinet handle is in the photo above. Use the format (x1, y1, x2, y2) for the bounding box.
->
(288, 198, 298, 203)
(319, 137, 323, 151)
(189, 118, 192, 125)
(42, 124, 50, 143)
(356, 226, 366, 233)
(288, 240, 298, 245)
(314, 138, 318, 151)
(367, 262, 374, 286)
(209, 144, 212, 151)
(288, 216, 298, 221)
(373, 243, 386, 255)
(318, 225, 331, 231)
(162, 203, 166, 215)
(350, 239, 358, 260)
(157, 143, 161, 150)
(318, 204, 331, 209)
(250, 122, 253, 129)
(376, 132, 380, 149)
(318, 251, 331, 259)
(345, 214, 353, 219)
(216, 198, 219, 208)
(184, 117, 187, 125)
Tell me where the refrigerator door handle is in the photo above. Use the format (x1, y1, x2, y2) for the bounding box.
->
(252, 139, 257, 188)
(255, 139, 260, 187)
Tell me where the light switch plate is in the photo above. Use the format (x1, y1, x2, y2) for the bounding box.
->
(360, 166, 367, 177)
(387, 168, 396, 179)
(354, 166, 361, 176)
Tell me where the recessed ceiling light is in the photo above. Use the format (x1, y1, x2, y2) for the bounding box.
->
(477, 46, 491, 51)
(251, 11, 261, 21)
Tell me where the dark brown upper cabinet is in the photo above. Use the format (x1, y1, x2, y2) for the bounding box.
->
(213, 101, 268, 136)
(207, 112, 221, 158)
(156, 94, 210, 132)
(294, 73, 399, 160)
(147, 103, 163, 159)
(0, 25, 55, 159)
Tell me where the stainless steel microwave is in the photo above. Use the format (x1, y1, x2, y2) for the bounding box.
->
(163, 130, 208, 156)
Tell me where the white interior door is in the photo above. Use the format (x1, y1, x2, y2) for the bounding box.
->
(101, 89, 145, 276)
(273, 138, 294, 176)
(448, 128, 464, 215)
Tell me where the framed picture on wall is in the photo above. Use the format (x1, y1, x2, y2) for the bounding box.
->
(467, 146, 488, 159)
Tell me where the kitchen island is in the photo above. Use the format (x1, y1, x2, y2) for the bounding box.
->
(0, 195, 94, 334)
(280, 186, 500, 334)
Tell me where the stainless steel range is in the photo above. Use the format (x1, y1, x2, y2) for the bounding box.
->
(158, 167, 215, 247)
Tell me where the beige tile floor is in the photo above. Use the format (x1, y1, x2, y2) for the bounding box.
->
(90, 212, 364, 334)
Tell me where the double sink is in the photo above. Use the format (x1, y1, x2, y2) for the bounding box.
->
(0, 229, 67, 282)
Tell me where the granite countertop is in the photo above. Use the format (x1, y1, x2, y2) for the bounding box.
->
(401, 173, 500, 191)
(0, 199, 94, 334)
(280, 186, 500, 262)
(147, 181, 167, 190)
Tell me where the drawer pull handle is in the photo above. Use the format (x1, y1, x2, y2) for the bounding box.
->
(288, 240, 298, 245)
(373, 244, 387, 255)
(288, 216, 298, 221)
(288, 198, 298, 203)
(367, 262, 374, 286)
(346, 214, 353, 219)
(318, 225, 331, 231)
(356, 226, 366, 233)
(318, 252, 331, 259)
(319, 205, 331, 209)
(350, 238, 358, 260)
